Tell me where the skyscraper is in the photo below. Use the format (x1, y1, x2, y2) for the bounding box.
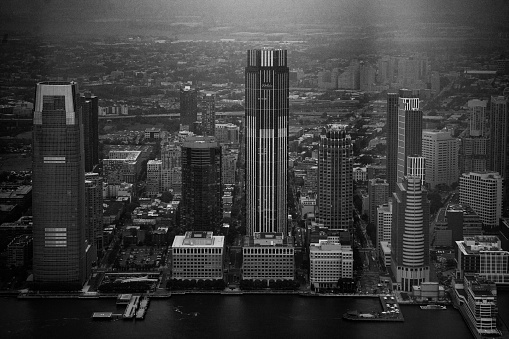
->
(245, 49, 289, 235)
(459, 99, 488, 174)
(367, 178, 389, 224)
(317, 124, 353, 231)
(180, 85, 198, 129)
(396, 90, 422, 185)
(386, 92, 399, 196)
(489, 96, 508, 214)
(202, 93, 216, 136)
(391, 175, 430, 291)
(85, 173, 103, 254)
(180, 136, 222, 231)
(32, 81, 88, 286)
(80, 92, 99, 172)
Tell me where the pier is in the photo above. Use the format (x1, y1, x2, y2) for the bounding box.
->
(123, 295, 140, 319)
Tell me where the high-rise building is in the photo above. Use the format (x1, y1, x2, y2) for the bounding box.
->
(376, 201, 393, 251)
(386, 92, 399, 195)
(32, 82, 89, 286)
(146, 160, 162, 197)
(468, 99, 487, 137)
(459, 172, 503, 229)
(406, 155, 426, 184)
(180, 85, 198, 128)
(433, 203, 483, 248)
(215, 123, 240, 144)
(180, 136, 222, 231)
(161, 143, 181, 192)
(317, 124, 353, 231)
(422, 130, 459, 189)
(80, 92, 99, 172)
(245, 49, 289, 235)
(202, 93, 215, 136)
(396, 91, 422, 185)
(489, 96, 508, 214)
(368, 178, 389, 223)
(85, 173, 103, 253)
(309, 240, 353, 291)
(391, 175, 430, 291)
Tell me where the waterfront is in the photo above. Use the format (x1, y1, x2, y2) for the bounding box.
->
(3, 291, 507, 339)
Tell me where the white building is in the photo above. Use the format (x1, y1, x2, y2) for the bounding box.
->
(456, 236, 509, 284)
(309, 240, 353, 291)
(459, 172, 503, 228)
(171, 231, 224, 280)
(352, 167, 367, 182)
(422, 130, 459, 189)
(242, 233, 294, 281)
(376, 201, 393, 250)
(161, 144, 181, 192)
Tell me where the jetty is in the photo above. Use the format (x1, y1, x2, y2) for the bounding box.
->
(123, 295, 140, 319)
(135, 296, 150, 320)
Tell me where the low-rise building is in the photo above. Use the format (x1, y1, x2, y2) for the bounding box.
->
(456, 236, 509, 284)
(309, 240, 353, 291)
(171, 231, 225, 280)
(242, 233, 294, 281)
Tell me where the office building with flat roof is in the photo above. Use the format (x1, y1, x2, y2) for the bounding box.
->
(180, 85, 198, 128)
(459, 172, 503, 229)
(202, 93, 215, 136)
(309, 240, 353, 291)
(242, 233, 294, 281)
(171, 231, 224, 280)
(456, 236, 509, 284)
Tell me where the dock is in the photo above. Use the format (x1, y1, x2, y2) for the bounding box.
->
(135, 296, 150, 320)
(92, 312, 123, 320)
(342, 295, 404, 322)
(123, 295, 140, 319)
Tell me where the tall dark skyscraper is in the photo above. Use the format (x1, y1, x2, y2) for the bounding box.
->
(32, 82, 88, 286)
(180, 136, 222, 231)
(386, 92, 399, 196)
(180, 85, 198, 129)
(245, 49, 289, 235)
(202, 93, 216, 136)
(317, 124, 353, 231)
(391, 175, 430, 291)
(396, 90, 422, 185)
(489, 96, 508, 215)
(85, 172, 103, 254)
(80, 92, 99, 172)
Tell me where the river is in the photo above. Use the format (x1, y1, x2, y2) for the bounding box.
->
(1, 291, 508, 339)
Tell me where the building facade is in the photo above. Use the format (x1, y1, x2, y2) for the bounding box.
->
(245, 49, 289, 235)
(376, 201, 393, 250)
(79, 92, 98, 172)
(309, 240, 353, 291)
(386, 92, 399, 196)
(180, 85, 198, 128)
(317, 124, 353, 231)
(180, 136, 222, 231)
(171, 231, 224, 280)
(242, 233, 294, 281)
(202, 93, 215, 136)
(85, 173, 103, 252)
(146, 160, 162, 197)
(422, 130, 459, 189)
(391, 175, 430, 291)
(459, 172, 503, 229)
(368, 178, 389, 223)
(396, 91, 422, 185)
(32, 82, 88, 286)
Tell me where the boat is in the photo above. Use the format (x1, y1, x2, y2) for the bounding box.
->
(342, 310, 403, 322)
(420, 305, 446, 310)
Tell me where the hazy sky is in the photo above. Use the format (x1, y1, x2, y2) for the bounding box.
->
(1, 0, 508, 34)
